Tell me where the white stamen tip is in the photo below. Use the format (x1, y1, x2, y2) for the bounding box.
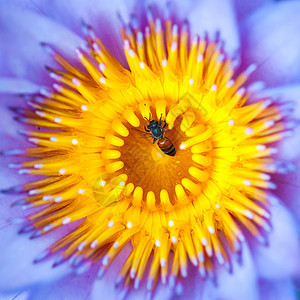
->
(179, 144, 186, 150)
(261, 174, 271, 180)
(124, 39, 130, 49)
(19, 169, 31, 175)
(189, 78, 194, 85)
(206, 247, 213, 257)
(245, 210, 254, 219)
(54, 117, 61, 123)
(50, 136, 58, 142)
(78, 189, 85, 194)
(155, 240, 161, 247)
(108, 220, 114, 227)
(155, 18, 162, 32)
(113, 241, 119, 249)
(35, 110, 45, 117)
(245, 127, 254, 135)
(267, 182, 277, 190)
(171, 42, 177, 52)
(62, 217, 71, 225)
(34, 163, 44, 169)
(245, 64, 257, 76)
(120, 181, 125, 187)
(43, 195, 53, 201)
(99, 77, 106, 84)
(197, 54, 203, 62)
(208, 226, 215, 234)
(137, 32, 143, 44)
(55, 196, 63, 202)
(263, 99, 272, 108)
(78, 242, 86, 251)
(243, 180, 252, 186)
(139, 62, 145, 69)
(237, 87, 246, 96)
(171, 236, 177, 243)
(43, 224, 53, 232)
(201, 237, 208, 246)
(168, 220, 174, 227)
(228, 120, 234, 126)
(102, 255, 109, 266)
(50, 72, 61, 80)
(81, 105, 88, 111)
(99, 180, 106, 186)
(91, 240, 99, 248)
(226, 79, 235, 88)
(256, 144, 266, 152)
(72, 78, 81, 86)
(211, 84, 217, 91)
(29, 189, 39, 195)
(128, 49, 135, 58)
(160, 258, 166, 268)
(126, 222, 132, 229)
(264, 120, 275, 128)
(99, 63, 105, 72)
(215, 204, 220, 209)
(162, 59, 167, 67)
(40, 89, 51, 97)
(172, 24, 178, 36)
(72, 139, 78, 145)
(59, 168, 66, 175)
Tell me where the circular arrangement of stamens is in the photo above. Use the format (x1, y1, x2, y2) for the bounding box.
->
(4, 7, 294, 297)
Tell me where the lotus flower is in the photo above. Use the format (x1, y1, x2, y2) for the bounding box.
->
(0, 1, 300, 300)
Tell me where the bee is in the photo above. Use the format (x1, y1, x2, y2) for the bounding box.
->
(143, 114, 176, 156)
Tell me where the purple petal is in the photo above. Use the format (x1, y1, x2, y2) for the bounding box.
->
(0, 225, 71, 292)
(252, 204, 300, 280)
(0, 290, 30, 300)
(233, 0, 272, 22)
(7, 0, 136, 66)
(0, 78, 41, 94)
(25, 267, 99, 300)
(259, 278, 298, 300)
(240, 2, 300, 86)
(0, 8, 83, 85)
(187, 0, 240, 54)
(202, 244, 259, 300)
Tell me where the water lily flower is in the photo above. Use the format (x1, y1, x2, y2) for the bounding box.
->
(0, 1, 300, 300)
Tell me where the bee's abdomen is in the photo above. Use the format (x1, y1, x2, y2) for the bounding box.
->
(158, 138, 176, 156)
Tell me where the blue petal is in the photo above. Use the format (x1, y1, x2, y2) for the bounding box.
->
(0, 226, 71, 292)
(259, 278, 298, 300)
(25, 268, 99, 300)
(0, 8, 83, 85)
(187, 0, 240, 55)
(253, 204, 300, 279)
(202, 244, 259, 300)
(240, 1, 300, 87)
(233, 0, 272, 22)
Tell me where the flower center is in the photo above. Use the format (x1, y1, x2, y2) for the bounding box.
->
(124, 114, 192, 204)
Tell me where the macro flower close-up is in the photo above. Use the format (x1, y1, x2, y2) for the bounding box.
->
(0, 0, 300, 299)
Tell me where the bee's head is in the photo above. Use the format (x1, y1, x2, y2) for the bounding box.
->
(147, 120, 158, 129)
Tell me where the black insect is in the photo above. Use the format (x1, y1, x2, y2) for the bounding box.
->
(143, 114, 176, 156)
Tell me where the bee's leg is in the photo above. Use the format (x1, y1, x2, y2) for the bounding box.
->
(152, 138, 157, 144)
(163, 120, 167, 128)
(144, 125, 150, 132)
(159, 114, 162, 126)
